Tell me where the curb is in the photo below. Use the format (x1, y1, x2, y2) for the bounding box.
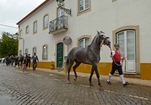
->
(35, 68, 151, 87)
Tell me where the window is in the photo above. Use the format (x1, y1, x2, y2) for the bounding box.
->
(116, 30, 136, 60)
(116, 30, 136, 72)
(79, 0, 90, 12)
(78, 38, 90, 48)
(25, 49, 28, 54)
(26, 26, 29, 34)
(43, 15, 49, 29)
(57, 7, 64, 17)
(20, 29, 22, 36)
(32, 47, 37, 55)
(33, 21, 37, 33)
(57, 7, 65, 29)
(112, 0, 117, 2)
(42, 45, 48, 59)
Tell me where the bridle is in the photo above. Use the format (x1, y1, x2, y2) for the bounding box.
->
(100, 35, 109, 48)
(100, 39, 104, 48)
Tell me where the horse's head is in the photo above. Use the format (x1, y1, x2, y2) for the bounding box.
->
(97, 31, 111, 48)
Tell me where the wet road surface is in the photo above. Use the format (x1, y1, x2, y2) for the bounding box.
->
(0, 64, 151, 105)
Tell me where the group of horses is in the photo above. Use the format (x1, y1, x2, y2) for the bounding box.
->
(65, 31, 111, 88)
(14, 54, 30, 69)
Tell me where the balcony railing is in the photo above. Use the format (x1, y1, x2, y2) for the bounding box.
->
(49, 15, 68, 34)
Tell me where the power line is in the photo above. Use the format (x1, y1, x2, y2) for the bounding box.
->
(0, 24, 18, 29)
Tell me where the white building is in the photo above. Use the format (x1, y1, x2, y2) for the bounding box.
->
(17, 0, 151, 80)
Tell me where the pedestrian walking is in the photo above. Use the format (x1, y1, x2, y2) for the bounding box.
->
(9, 56, 11, 65)
(14, 55, 19, 67)
(107, 44, 129, 86)
(22, 57, 27, 72)
(10, 55, 14, 66)
(32, 53, 39, 70)
(5, 56, 10, 66)
(26, 54, 31, 68)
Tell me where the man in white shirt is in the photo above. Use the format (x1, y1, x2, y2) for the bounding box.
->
(107, 44, 129, 86)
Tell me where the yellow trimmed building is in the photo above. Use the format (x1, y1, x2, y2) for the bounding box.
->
(17, 0, 151, 80)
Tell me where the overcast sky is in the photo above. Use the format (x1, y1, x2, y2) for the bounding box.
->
(0, 0, 45, 37)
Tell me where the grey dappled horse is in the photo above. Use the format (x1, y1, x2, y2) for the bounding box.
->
(66, 31, 111, 87)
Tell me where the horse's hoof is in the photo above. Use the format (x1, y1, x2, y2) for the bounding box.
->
(68, 81, 71, 84)
(99, 86, 103, 91)
(90, 83, 94, 86)
(74, 77, 77, 81)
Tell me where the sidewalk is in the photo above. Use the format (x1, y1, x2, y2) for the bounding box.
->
(35, 68, 151, 87)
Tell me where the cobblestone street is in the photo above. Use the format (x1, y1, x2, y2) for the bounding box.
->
(0, 64, 151, 105)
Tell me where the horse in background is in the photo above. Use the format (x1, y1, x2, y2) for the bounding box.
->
(65, 31, 111, 88)
(14, 54, 25, 69)
(14, 55, 20, 68)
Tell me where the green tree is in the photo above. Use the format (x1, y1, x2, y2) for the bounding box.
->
(0, 32, 18, 58)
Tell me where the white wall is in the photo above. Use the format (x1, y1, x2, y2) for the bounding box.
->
(19, 0, 57, 61)
(18, 0, 151, 63)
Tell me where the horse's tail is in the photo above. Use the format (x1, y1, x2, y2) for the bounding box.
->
(64, 58, 69, 75)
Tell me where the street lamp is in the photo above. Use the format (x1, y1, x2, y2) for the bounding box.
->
(56, 0, 71, 16)
(18, 36, 25, 55)
(12, 34, 25, 55)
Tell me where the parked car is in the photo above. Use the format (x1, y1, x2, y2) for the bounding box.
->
(1, 58, 5, 63)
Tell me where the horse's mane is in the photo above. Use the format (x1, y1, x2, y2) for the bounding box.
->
(91, 34, 100, 45)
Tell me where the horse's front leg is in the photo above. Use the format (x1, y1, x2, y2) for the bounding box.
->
(94, 65, 102, 87)
(89, 68, 94, 86)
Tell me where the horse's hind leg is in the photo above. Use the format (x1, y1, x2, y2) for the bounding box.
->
(73, 61, 81, 81)
(17, 62, 20, 68)
(89, 68, 94, 86)
(67, 60, 74, 83)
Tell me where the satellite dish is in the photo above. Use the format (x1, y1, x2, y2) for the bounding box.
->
(63, 36, 72, 45)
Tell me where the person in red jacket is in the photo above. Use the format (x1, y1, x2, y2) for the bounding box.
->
(107, 44, 129, 86)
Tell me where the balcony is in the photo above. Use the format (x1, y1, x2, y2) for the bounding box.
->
(49, 15, 68, 34)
